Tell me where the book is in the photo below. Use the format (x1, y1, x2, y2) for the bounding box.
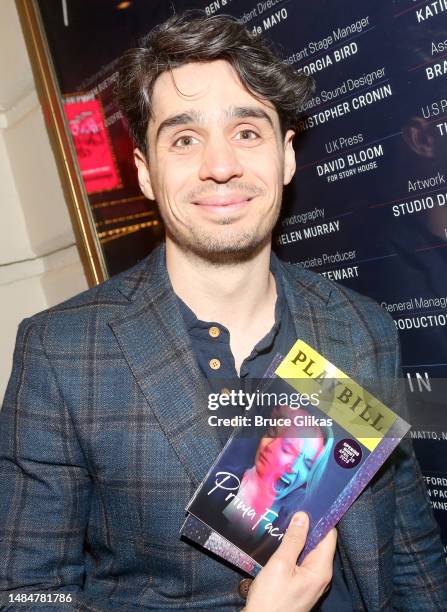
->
(181, 339, 410, 576)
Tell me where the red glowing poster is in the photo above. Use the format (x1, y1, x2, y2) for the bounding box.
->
(64, 97, 121, 194)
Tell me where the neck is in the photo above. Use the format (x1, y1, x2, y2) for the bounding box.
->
(166, 238, 278, 374)
(166, 239, 275, 329)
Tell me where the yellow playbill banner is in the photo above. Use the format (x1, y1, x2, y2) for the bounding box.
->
(275, 340, 397, 451)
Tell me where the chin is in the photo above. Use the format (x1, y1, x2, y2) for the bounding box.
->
(170, 229, 272, 265)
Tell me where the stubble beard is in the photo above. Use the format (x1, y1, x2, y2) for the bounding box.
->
(164, 208, 280, 266)
(158, 180, 282, 265)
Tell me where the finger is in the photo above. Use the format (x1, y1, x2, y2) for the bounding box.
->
(301, 528, 337, 575)
(269, 512, 309, 568)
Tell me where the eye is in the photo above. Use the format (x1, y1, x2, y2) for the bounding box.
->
(281, 442, 296, 455)
(173, 135, 199, 148)
(235, 129, 259, 141)
(304, 457, 314, 470)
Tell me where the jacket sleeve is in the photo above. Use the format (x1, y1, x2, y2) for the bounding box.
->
(0, 319, 95, 610)
(390, 329, 447, 610)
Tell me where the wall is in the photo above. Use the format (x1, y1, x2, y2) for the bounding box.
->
(0, 0, 87, 401)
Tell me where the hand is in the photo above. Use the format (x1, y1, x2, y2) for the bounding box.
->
(243, 512, 337, 612)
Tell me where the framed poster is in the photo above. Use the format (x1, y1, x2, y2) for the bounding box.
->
(16, 0, 167, 282)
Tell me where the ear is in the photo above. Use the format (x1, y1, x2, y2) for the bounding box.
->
(402, 117, 435, 159)
(283, 129, 296, 185)
(134, 148, 155, 200)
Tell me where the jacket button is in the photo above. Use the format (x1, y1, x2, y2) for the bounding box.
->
(238, 578, 253, 599)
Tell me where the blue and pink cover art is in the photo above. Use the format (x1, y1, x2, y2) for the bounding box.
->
(181, 339, 410, 575)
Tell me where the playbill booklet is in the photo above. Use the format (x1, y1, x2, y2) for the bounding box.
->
(180, 339, 410, 576)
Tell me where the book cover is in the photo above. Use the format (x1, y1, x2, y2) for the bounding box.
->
(181, 339, 410, 575)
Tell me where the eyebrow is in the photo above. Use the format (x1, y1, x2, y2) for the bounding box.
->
(155, 105, 274, 141)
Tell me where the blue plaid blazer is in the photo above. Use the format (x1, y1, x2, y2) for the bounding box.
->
(1, 244, 446, 611)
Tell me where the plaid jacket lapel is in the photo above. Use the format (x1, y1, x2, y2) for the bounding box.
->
(279, 259, 380, 610)
(110, 246, 222, 487)
(279, 258, 357, 373)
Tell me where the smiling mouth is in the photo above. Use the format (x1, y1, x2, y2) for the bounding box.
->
(193, 194, 253, 210)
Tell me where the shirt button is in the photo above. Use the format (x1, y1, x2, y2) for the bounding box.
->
(209, 358, 221, 370)
(238, 578, 253, 599)
(209, 326, 220, 338)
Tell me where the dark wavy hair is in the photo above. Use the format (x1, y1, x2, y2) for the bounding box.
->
(115, 11, 314, 155)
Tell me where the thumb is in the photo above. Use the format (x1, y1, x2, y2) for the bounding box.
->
(269, 512, 309, 569)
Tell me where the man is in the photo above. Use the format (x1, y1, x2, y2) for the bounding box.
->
(1, 12, 446, 612)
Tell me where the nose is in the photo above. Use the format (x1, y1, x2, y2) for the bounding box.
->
(198, 134, 243, 183)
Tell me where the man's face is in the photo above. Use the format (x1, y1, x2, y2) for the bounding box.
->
(135, 59, 296, 263)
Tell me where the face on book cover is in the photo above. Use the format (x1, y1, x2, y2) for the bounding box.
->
(254, 408, 325, 491)
(135, 59, 296, 263)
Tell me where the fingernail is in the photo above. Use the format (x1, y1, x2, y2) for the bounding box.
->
(291, 512, 307, 527)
